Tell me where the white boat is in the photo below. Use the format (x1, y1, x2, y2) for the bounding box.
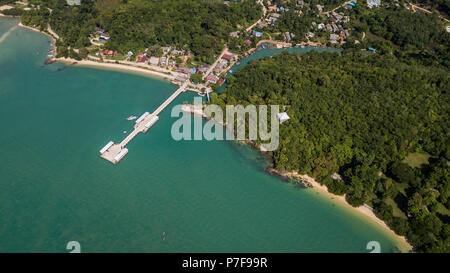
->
(126, 115, 137, 121)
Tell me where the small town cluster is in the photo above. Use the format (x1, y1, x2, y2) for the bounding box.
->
(84, 0, 390, 89)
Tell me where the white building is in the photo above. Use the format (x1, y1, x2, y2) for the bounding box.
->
(160, 56, 167, 66)
(149, 57, 159, 66)
(67, 0, 81, 5)
(277, 112, 290, 123)
(367, 0, 381, 8)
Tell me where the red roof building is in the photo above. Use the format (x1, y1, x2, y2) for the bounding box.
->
(222, 54, 233, 61)
(137, 52, 144, 62)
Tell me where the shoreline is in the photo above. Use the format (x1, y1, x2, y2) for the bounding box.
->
(12, 17, 413, 251)
(17, 22, 57, 55)
(182, 104, 413, 252)
(16, 20, 178, 83)
(268, 168, 412, 252)
(55, 57, 178, 83)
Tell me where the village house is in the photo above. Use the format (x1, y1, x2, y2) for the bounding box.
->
(258, 22, 268, 29)
(95, 27, 104, 34)
(206, 74, 219, 84)
(175, 74, 189, 83)
(229, 31, 240, 38)
(103, 49, 117, 57)
(149, 57, 159, 66)
(162, 46, 172, 55)
(344, 29, 350, 37)
(160, 56, 167, 66)
(198, 64, 211, 74)
(252, 30, 263, 37)
(268, 13, 281, 22)
(168, 59, 176, 67)
(66, 0, 81, 5)
(330, 34, 339, 44)
(332, 23, 339, 32)
(214, 60, 228, 74)
(316, 5, 324, 12)
(99, 32, 110, 41)
(367, 0, 381, 8)
(137, 53, 147, 63)
(171, 50, 182, 56)
(222, 53, 233, 61)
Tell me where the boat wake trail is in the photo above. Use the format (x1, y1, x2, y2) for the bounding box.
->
(0, 25, 18, 44)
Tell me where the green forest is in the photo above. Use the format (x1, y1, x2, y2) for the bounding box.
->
(212, 51, 449, 252)
(19, 0, 261, 63)
(347, 5, 450, 67)
(411, 0, 450, 18)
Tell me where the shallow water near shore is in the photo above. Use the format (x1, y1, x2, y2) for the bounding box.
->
(0, 18, 409, 252)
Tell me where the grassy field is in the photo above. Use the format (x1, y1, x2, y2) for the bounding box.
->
(403, 152, 431, 168)
(385, 197, 407, 219)
(436, 202, 450, 217)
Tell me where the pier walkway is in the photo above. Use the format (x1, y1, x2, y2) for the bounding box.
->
(100, 81, 189, 164)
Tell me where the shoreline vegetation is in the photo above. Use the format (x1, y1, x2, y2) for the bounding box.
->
(8, 14, 415, 253)
(181, 104, 412, 252)
(13, 22, 178, 83)
(55, 58, 176, 82)
(212, 50, 448, 253)
(267, 168, 412, 251)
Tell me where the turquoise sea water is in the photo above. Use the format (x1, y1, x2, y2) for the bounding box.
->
(0, 18, 407, 252)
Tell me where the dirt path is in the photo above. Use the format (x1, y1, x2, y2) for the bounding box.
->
(409, 2, 450, 23)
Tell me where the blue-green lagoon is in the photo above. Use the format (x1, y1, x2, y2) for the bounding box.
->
(0, 18, 409, 252)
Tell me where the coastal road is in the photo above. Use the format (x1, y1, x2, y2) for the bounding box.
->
(323, 1, 352, 15)
(408, 2, 450, 23)
(245, 0, 267, 32)
(202, 47, 229, 80)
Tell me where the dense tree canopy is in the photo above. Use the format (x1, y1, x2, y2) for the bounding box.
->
(20, 0, 262, 63)
(348, 5, 450, 67)
(213, 51, 449, 252)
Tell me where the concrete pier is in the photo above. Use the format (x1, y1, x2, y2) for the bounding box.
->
(100, 81, 188, 164)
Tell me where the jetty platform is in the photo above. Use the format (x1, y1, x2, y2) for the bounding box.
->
(99, 81, 188, 164)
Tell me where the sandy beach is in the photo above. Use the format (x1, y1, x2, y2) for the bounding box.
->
(15, 22, 177, 82)
(279, 170, 412, 251)
(0, 5, 13, 11)
(182, 105, 413, 252)
(56, 57, 177, 82)
(13, 17, 412, 252)
(18, 22, 56, 44)
(0, 5, 14, 17)
(18, 21, 178, 81)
